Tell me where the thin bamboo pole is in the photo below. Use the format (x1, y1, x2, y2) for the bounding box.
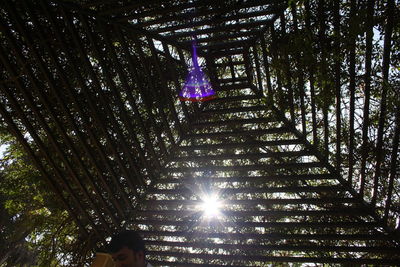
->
(383, 107, 400, 221)
(372, 0, 395, 205)
(260, 34, 273, 101)
(348, 0, 357, 186)
(305, 0, 318, 147)
(243, 48, 254, 91)
(318, 0, 329, 155)
(359, 0, 374, 198)
(280, 13, 295, 123)
(291, 4, 306, 135)
(252, 44, 264, 96)
(333, 0, 341, 170)
(270, 26, 284, 110)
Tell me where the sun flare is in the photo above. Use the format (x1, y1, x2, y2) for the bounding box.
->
(200, 194, 222, 218)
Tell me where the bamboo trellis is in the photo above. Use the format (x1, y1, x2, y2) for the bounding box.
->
(0, 0, 399, 265)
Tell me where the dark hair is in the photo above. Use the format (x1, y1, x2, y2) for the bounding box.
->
(108, 230, 145, 254)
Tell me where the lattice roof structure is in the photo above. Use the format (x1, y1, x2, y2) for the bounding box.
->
(1, 0, 399, 266)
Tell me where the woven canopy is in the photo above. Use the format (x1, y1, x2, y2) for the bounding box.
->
(0, 0, 399, 265)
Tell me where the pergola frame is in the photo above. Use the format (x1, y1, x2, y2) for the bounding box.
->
(1, 0, 399, 265)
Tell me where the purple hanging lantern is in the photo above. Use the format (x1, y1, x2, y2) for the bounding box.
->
(179, 40, 216, 102)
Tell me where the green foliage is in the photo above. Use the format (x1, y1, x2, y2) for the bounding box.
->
(0, 130, 80, 267)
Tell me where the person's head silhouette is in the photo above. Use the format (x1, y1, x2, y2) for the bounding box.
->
(108, 230, 150, 267)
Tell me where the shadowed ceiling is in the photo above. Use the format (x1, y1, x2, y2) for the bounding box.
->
(0, 0, 399, 265)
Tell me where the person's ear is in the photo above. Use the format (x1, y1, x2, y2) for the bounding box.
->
(135, 250, 144, 262)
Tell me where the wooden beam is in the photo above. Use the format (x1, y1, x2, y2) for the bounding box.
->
(162, 18, 275, 39)
(114, 0, 285, 21)
(177, 140, 303, 151)
(150, 9, 280, 34)
(157, 174, 337, 184)
(145, 240, 396, 253)
(140, 198, 358, 207)
(138, 230, 393, 241)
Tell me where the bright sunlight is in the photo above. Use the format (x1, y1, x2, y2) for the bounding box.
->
(200, 194, 222, 219)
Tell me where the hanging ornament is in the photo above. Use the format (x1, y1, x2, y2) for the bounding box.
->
(179, 39, 216, 102)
